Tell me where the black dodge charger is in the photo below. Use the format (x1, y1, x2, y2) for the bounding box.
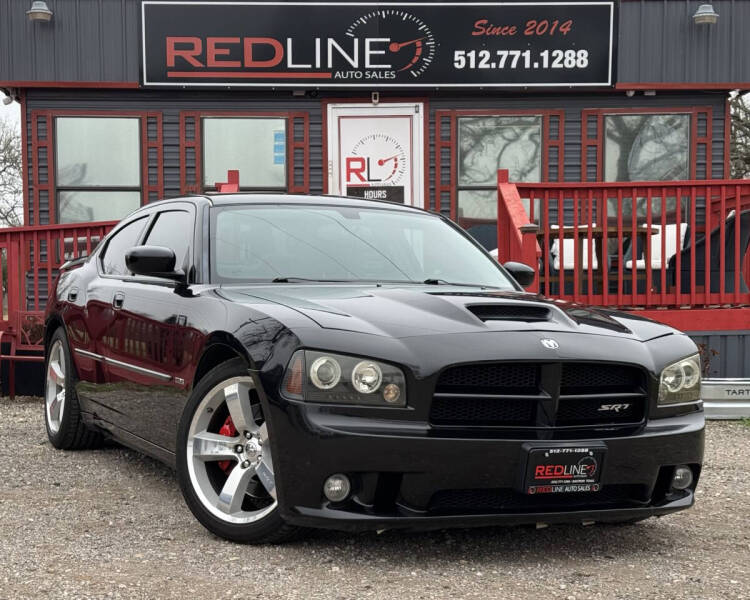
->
(44, 194, 704, 543)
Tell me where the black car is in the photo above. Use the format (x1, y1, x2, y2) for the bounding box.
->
(44, 194, 704, 543)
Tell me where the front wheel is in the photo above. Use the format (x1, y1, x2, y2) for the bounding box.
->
(176, 358, 298, 543)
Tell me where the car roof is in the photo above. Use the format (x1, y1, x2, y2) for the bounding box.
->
(138, 193, 437, 215)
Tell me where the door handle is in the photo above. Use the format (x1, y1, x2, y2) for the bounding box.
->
(112, 292, 125, 309)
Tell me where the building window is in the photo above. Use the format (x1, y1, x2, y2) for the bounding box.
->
(55, 117, 142, 223)
(603, 114, 690, 182)
(456, 116, 542, 226)
(202, 118, 287, 190)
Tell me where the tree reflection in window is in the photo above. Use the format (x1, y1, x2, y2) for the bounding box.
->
(604, 114, 689, 182)
(457, 116, 542, 224)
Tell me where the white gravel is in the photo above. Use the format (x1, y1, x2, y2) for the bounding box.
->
(1, 396, 748, 600)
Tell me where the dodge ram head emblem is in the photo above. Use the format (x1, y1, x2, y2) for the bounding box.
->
(540, 339, 559, 350)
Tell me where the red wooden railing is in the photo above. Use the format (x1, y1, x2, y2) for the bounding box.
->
(496, 170, 542, 289)
(0, 221, 116, 334)
(1, 221, 116, 318)
(0, 221, 116, 396)
(496, 171, 750, 309)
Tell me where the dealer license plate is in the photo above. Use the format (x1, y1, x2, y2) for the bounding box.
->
(522, 443, 606, 495)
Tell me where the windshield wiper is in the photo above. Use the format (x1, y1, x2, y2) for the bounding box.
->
(271, 277, 349, 283)
(422, 279, 491, 287)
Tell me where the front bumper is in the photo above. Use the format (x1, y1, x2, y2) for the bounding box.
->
(265, 396, 705, 531)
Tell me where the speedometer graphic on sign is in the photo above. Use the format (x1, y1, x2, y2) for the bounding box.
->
(345, 10, 437, 78)
(349, 133, 408, 184)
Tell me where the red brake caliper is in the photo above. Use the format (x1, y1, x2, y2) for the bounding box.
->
(217, 416, 237, 474)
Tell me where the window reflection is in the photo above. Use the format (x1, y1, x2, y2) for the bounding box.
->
(604, 114, 690, 182)
(202, 118, 287, 189)
(58, 191, 142, 224)
(55, 117, 142, 223)
(456, 116, 542, 249)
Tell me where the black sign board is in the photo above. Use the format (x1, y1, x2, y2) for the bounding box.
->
(347, 185, 405, 203)
(141, 1, 616, 88)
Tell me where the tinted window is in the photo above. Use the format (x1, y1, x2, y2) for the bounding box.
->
(101, 217, 148, 276)
(211, 204, 515, 289)
(144, 210, 193, 268)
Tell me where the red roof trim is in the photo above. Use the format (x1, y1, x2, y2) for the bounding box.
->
(3, 80, 745, 92)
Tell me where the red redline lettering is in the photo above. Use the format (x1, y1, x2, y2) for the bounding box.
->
(243, 37, 284, 68)
(166, 71, 332, 79)
(207, 37, 241, 68)
(166, 37, 204, 68)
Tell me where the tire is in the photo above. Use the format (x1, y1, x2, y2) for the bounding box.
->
(44, 327, 103, 450)
(176, 358, 299, 544)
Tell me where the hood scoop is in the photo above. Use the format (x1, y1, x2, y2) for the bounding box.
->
(467, 304, 551, 323)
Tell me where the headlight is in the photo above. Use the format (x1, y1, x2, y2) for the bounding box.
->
(309, 356, 342, 389)
(351, 361, 382, 394)
(281, 350, 407, 407)
(658, 354, 701, 405)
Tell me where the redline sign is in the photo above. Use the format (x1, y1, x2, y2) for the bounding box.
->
(141, 1, 617, 88)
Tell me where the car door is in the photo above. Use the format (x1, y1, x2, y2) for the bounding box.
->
(101, 205, 198, 451)
(73, 215, 151, 424)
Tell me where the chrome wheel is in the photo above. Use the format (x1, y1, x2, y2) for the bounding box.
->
(45, 339, 66, 434)
(186, 376, 277, 525)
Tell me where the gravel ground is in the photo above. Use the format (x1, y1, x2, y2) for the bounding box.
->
(0, 397, 748, 600)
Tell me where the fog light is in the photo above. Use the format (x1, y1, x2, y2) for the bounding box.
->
(671, 465, 693, 490)
(382, 383, 401, 404)
(323, 474, 351, 502)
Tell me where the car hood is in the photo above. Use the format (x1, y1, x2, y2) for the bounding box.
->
(219, 284, 676, 342)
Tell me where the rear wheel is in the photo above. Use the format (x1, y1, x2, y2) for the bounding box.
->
(176, 358, 298, 543)
(44, 327, 102, 450)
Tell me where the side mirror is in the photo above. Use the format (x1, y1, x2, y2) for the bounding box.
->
(503, 261, 536, 288)
(125, 246, 184, 281)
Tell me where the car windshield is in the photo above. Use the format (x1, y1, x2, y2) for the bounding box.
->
(210, 203, 516, 289)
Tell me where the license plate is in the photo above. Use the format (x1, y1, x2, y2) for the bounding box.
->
(522, 443, 606, 495)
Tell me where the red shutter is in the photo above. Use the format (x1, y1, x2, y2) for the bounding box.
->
(30, 111, 54, 225)
(143, 112, 164, 202)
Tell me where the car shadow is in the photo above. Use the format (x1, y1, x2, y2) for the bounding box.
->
(288, 516, 689, 564)
(81, 438, 693, 562)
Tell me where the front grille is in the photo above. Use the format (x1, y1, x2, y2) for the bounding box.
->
(561, 363, 644, 395)
(557, 397, 645, 425)
(558, 363, 646, 426)
(428, 485, 649, 514)
(436, 363, 539, 394)
(430, 396, 535, 426)
(429, 362, 648, 430)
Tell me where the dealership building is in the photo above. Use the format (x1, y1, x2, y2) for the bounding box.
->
(0, 0, 749, 397)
